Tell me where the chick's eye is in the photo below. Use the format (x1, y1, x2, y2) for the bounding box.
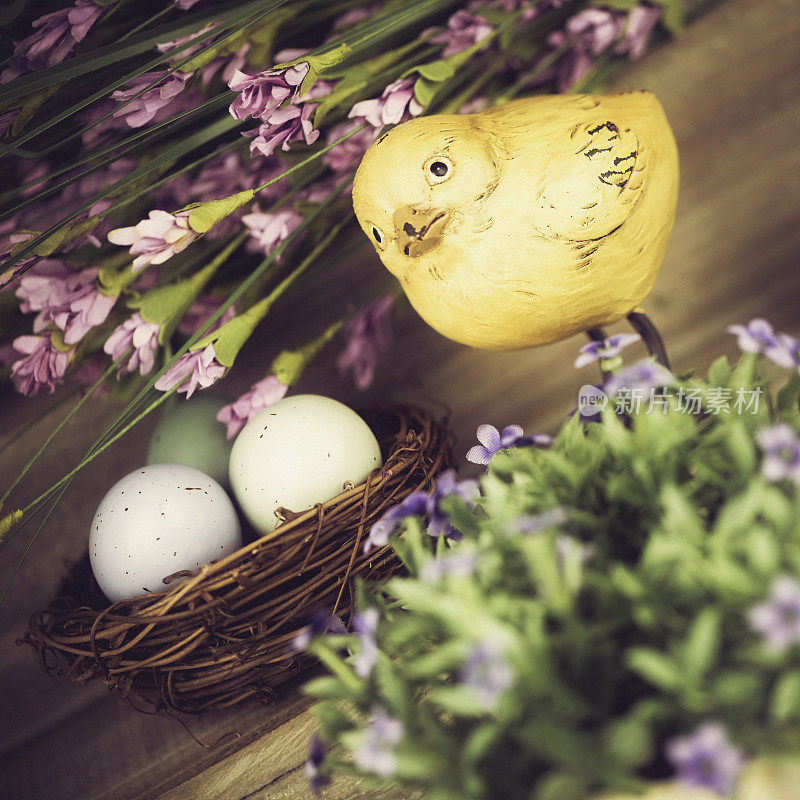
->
(372, 227, 382, 243)
(424, 156, 453, 184)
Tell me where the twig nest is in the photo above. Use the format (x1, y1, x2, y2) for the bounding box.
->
(23, 406, 453, 713)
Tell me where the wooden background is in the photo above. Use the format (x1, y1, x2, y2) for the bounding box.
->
(2, 0, 800, 797)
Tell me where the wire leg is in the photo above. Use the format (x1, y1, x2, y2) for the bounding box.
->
(627, 311, 670, 370)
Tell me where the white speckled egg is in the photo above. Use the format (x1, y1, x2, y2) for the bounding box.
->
(89, 464, 242, 603)
(229, 394, 382, 534)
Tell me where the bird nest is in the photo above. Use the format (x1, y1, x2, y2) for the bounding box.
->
(22, 406, 453, 713)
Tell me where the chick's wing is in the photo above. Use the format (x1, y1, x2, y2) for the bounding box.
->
(533, 119, 645, 242)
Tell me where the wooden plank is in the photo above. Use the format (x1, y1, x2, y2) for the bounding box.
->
(1, 0, 800, 798)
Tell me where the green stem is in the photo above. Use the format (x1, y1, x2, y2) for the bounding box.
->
(0, 352, 126, 512)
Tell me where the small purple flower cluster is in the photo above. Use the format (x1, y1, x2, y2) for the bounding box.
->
(729, 318, 800, 371)
(228, 49, 326, 158)
(665, 722, 744, 796)
(365, 469, 480, 552)
(337, 294, 395, 390)
(466, 423, 551, 465)
(217, 375, 289, 440)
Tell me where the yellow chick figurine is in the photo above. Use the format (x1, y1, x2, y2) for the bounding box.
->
(352, 92, 678, 360)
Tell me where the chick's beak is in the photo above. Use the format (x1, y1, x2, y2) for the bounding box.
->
(393, 205, 450, 258)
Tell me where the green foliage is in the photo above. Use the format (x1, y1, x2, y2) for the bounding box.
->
(307, 351, 800, 799)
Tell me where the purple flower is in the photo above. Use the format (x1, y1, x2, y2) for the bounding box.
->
(332, 3, 381, 31)
(217, 374, 289, 440)
(337, 294, 395, 390)
(242, 206, 303, 257)
(175, 0, 203, 8)
(292, 610, 347, 652)
(352, 607, 380, 678)
(156, 23, 218, 62)
(459, 640, 514, 710)
(466, 423, 530, 465)
(10, 333, 73, 396)
(353, 707, 404, 778)
(1, 0, 104, 84)
(177, 295, 237, 337)
(574, 332, 640, 368)
(748, 575, 800, 653)
(420, 550, 478, 584)
(108, 210, 198, 273)
(322, 119, 380, 172)
(0, 110, 19, 137)
(103, 313, 161, 377)
(364, 469, 480, 552)
(604, 358, 674, 397)
(665, 722, 744, 796)
(16, 262, 116, 345)
(227, 63, 309, 121)
(305, 735, 330, 796)
(728, 319, 799, 369)
(756, 423, 800, 484)
(616, 5, 661, 60)
(545, 8, 624, 91)
(246, 103, 320, 158)
(428, 10, 493, 58)
(154, 343, 225, 398)
(111, 71, 191, 128)
(348, 77, 423, 128)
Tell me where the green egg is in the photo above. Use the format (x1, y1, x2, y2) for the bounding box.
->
(147, 396, 232, 487)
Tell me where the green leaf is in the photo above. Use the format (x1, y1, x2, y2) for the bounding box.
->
(681, 607, 721, 679)
(777, 372, 800, 416)
(429, 685, 492, 717)
(271, 319, 344, 386)
(303, 676, 355, 700)
(534, 773, 589, 800)
(311, 702, 354, 737)
(627, 648, 682, 691)
(0, 510, 23, 542)
(604, 716, 653, 768)
(186, 189, 255, 233)
(771, 670, 800, 723)
(707, 355, 732, 387)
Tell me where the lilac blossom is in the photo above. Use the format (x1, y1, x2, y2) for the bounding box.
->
(156, 23, 218, 62)
(748, 575, 800, 653)
(108, 210, 198, 273)
(353, 707, 404, 778)
(574, 332, 640, 368)
(428, 10, 493, 58)
(756, 423, 800, 484)
(352, 607, 380, 679)
(10, 333, 72, 396)
(292, 609, 347, 652)
(153, 343, 225, 397)
(323, 120, 380, 172)
(1, 1, 104, 84)
(665, 722, 744, 796)
(0, 110, 19, 137)
(227, 63, 309, 121)
(616, 5, 661, 60)
(364, 469, 480, 552)
(728, 318, 799, 369)
(201, 43, 249, 87)
(466, 423, 551, 465)
(420, 550, 478, 584)
(333, 4, 381, 31)
(247, 103, 320, 157)
(545, 8, 624, 91)
(177, 295, 237, 337)
(16, 262, 116, 345)
(0, 230, 39, 289)
(349, 77, 423, 128)
(305, 735, 330, 796)
(175, 0, 203, 8)
(217, 374, 289, 440)
(604, 358, 674, 397)
(459, 639, 514, 710)
(111, 71, 191, 128)
(337, 294, 395, 390)
(242, 206, 303, 257)
(103, 313, 161, 377)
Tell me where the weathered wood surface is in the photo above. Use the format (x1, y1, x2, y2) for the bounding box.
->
(1, 0, 800, 798)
